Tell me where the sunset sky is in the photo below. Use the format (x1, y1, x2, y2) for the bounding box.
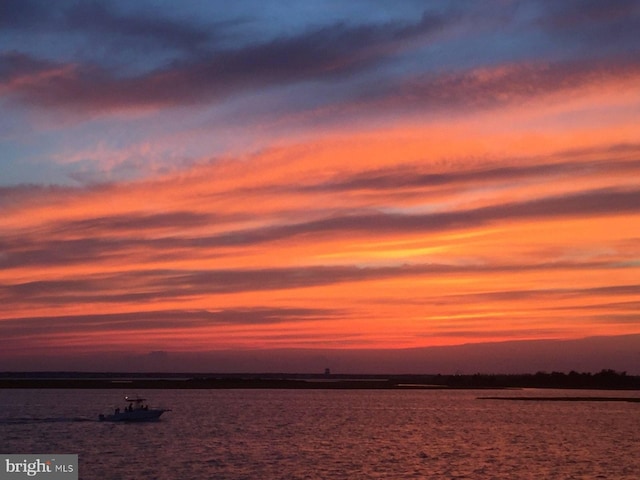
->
(1, 1, 639, 373)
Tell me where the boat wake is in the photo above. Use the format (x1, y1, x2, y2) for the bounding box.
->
(0, 416, 95, 425)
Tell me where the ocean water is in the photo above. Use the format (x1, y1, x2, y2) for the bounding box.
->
(0, 388, 638, 479)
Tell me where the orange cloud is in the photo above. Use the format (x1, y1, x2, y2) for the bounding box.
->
(2, 71, 640, 357)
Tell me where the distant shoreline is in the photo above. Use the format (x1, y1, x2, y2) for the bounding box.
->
(478, 396, 640, 403)
(1, 370, 638, 390)
(0, 377, 485, 390)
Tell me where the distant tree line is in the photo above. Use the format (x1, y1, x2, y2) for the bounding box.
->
(395, 369, 640, 389)
(0, 369, 638, 390)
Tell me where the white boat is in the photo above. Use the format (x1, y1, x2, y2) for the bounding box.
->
(99, 396, 170, 422)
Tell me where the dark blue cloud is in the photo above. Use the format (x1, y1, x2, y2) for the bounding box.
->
(0, 0, 57, 28)
(0, 0, 221, 54)
(0, 51, 57, 83)
(3, 1, 639, 120)
(537, 0, 640, 56)
(63, 2, 214, 53)
(0, 6, 455, 111)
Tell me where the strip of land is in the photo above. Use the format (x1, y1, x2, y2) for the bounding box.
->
(0, 371, 639, 390)
(478, 396, 640, 403)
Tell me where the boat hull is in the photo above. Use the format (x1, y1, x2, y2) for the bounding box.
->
(99, 409, 167, 422)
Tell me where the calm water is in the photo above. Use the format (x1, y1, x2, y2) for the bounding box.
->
(1, 388, 638, 479)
